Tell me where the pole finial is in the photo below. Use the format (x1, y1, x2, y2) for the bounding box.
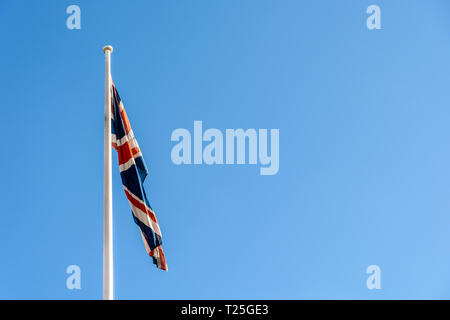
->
(103, 45, 113, 53)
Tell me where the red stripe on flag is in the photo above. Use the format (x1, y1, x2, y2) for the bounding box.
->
(117, 141, 132, 165)
(116, 141, 141, 165)
(149, 247, 168, 271)
(121, 108, 132, 134)
(158, 247, 168, 271)
(124, 188, 158, 223)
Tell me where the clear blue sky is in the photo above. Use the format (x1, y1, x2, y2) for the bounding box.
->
(1, 0, 450, 299)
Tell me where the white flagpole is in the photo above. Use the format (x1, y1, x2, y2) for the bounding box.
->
(103, 45, 114, 300)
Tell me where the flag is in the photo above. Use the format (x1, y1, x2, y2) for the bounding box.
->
(110, 83, 168, 271)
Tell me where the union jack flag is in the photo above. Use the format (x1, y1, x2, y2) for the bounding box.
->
(111, 83, 167, 271)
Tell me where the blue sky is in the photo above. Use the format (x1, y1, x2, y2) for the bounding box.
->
(1, 0, 450, 299)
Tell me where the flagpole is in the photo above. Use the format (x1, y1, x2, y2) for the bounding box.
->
(103, 45, 114, 300)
